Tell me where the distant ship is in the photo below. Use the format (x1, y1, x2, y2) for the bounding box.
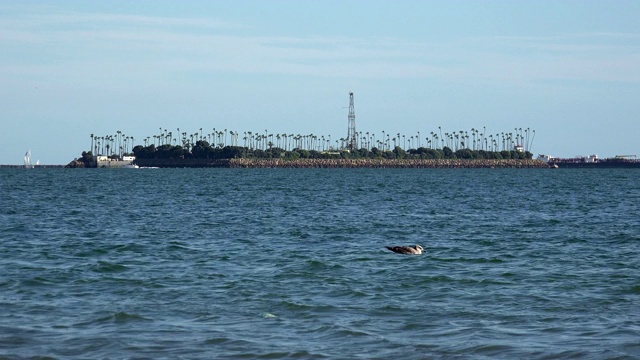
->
(538, 154, 640, 168)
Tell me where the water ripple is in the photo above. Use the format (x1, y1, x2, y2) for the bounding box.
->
(1, 168, 639, 358)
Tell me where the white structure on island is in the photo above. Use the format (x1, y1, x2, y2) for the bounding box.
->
(96, 155, 137, 168)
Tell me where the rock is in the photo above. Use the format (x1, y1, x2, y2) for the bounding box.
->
(65, 159, 86, 168)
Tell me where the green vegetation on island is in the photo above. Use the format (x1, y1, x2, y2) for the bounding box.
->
(132, 141, 533, 161)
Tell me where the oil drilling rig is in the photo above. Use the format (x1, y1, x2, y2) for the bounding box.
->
(346, 92, 357, 151)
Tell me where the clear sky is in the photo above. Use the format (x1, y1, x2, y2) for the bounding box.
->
(2, 1, 639, 164)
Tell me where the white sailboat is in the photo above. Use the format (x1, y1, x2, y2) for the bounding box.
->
(24, 150, 34, 169)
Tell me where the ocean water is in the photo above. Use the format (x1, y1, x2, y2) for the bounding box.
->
(1, 168, 639, 359)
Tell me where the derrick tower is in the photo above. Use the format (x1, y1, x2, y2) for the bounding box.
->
(347, 92, 357, 150)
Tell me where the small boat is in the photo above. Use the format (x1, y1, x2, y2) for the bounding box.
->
(24, 150, 34, 169)
(123, 163, 139, 169)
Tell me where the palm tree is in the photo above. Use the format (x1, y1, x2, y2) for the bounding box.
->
(529, 129, 536, 152)
(264, 129, 268, 150)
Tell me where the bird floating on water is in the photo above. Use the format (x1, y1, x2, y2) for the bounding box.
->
(385, 245, 424, 255)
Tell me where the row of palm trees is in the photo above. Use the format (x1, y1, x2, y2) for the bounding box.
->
(343, 127, 534, 153)
(90, 132, 135, 158)
(90, 127, 535, 157)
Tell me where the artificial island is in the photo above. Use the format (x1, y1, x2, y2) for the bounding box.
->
(64, 93, 637, 169)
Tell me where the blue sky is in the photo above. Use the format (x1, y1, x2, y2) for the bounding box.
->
(2, 1, 640, 164)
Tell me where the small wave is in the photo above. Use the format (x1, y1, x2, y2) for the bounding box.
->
(203, 337, 255, 348)
(306, 324, 337, 334)
(76, 248, 109, 257)
(501, 272, 518, 277)
(3, 223, 27, 232)
(478, 239, 497, 246)
(114, 243, 146, 253)
(77, 312, 151, 326)
(432, 256, 506, 264)
(350, 257, 375, 262)
(113, 311, 150, 323)
(221, 350, 329, 359)
(21, 276, 54, 287)
(280, 301, 313, 310)
(334, 327, 373, 337)
(463, 343, 516, 356)
(624, 285, 640, 295)
(257, 350, 329, 358)
(347, 289, 369, 298)
(288, 230, 311, 239)
(420, 274, 455, 283)
(278, 301, 337, 314)
(204, 337, 229, 345)
(305, 259, 345, 271)
(373, 304, 404, 313)
(407, 274, 512, 286)
(91, 261, 128, 273)
(166, 241, 190, 250)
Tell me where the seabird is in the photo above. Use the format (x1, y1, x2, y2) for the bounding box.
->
(385, 245, 424, 255)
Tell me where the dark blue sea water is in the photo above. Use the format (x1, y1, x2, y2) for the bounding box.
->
(1, 168, 639, 359)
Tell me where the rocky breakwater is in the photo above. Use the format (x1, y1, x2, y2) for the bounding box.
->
(229, 158, 549, 168)
(134, 158, 232, 168)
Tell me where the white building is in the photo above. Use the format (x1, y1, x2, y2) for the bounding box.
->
(96, 155, 136, 168)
